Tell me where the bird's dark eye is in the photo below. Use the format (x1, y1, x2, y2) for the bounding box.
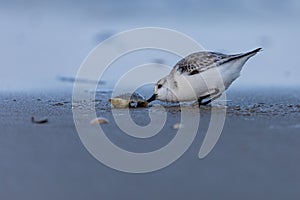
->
(157, 84, 162, 89)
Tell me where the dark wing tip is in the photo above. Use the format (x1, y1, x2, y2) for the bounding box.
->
(255, 47, 262, 52)
(243, 47, 263, 57)
(235, 47, 263, 59)
(250, 47, 262, 54)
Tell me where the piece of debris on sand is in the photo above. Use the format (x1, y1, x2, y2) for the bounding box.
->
(173, 123, 183, 129)
(31, 116, 48, 124)
(90, 117, 109, 124)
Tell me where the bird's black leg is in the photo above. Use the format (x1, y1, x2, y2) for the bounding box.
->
(201, 93, 222, 105)
(197, 94, 210, 106)
(198, 88, 221, 107)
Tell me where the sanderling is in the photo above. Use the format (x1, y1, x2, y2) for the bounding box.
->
(147, 48, 261, 105)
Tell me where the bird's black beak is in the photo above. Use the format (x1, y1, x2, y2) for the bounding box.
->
(147, 94, 157, 103)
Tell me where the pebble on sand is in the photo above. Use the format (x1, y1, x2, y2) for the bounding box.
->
(31, 116, 48, 124)
(173, 123, 183, 129)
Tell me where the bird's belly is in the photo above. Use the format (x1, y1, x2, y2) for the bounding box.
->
(173, 69, 227, 101)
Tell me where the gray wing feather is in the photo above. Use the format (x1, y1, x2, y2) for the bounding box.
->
(175, 52, 230, 75)
(175, 48, 262, 76)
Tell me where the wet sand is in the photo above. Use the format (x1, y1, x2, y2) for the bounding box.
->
(1, 88, 300, 200)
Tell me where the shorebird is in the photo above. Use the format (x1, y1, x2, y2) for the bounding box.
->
(147, 48, 261, 105)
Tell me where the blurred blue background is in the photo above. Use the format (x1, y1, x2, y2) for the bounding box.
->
(1, 0, 299, 91)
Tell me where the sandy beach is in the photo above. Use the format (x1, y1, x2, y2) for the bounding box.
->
(1, 88, 300, 199)
(1, 0, 300, 199)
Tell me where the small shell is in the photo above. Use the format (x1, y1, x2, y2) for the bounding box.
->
(136, 101, 148, 107)
(109, 92, 148, 108)
(109, 98, 130, 108)
(172, 123, 183, 129)
(90, 117, 109, 124)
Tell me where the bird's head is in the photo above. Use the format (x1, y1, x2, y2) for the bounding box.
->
(147, 77, 177, 103)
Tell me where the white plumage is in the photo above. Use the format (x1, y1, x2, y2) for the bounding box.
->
(147, 48, 261, 105)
